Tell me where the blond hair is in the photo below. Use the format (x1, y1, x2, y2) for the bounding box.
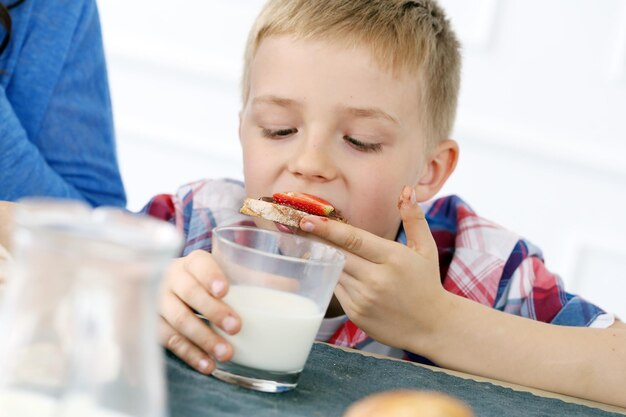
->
(242, 0, 461, 146)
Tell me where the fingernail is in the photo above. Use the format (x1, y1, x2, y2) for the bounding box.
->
(198, 358, 211, 371)
(214, 343, 228, 360)
(401, 186, 417, 205)
(211, 280, 225, 297)
(222, 316, 238, 333)
(402, 185, 412, 200)
(301, 220, 315, 232)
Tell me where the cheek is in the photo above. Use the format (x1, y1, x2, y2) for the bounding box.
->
(242, 141, 290, 199)
(242, 147, 267, 195)
(347, 174, 404, 238)
(243, 159, 271, 198)
(241, 127, 273, 196)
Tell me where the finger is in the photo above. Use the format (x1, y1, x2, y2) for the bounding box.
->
(160, 291, 235, 362)
(182, 250, 229, 298)
(399, 185, 437, 257)
(336, 271, 362, 301)
(337, 263, 366, 293)
(159, 318, 215, 374)
(333, 281, 352, 315)
(299, 216, 390, 264)
(333, 275, 364, 320)
(169, 274, 241, 335)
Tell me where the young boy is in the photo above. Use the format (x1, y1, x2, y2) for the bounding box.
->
(144, 0, 626, 407)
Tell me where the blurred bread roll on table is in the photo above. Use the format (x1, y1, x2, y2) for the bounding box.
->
(343, 390, 474, 417)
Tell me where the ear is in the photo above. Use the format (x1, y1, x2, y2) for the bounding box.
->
(414, 139, 459, 202)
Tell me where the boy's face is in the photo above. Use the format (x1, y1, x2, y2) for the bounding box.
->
(240, 35, 428, 240)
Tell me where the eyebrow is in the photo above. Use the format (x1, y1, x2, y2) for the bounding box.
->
(345, 106, 399, 125)
(252, 95, 300, 109)
(251, 95, 398, 125)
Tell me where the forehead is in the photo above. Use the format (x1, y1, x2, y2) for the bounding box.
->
(248, 35, 423, 122)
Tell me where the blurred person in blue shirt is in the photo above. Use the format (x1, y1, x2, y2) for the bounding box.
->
(0, 0, 126, 207)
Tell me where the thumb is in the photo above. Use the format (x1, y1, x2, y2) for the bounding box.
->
(399, 185, 437, 257)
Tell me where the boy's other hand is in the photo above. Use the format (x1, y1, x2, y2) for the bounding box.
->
(299, 186, 448, 352)
(159, 250, 241, 374)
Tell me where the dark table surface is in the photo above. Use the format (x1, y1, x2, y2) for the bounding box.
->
(166, 343, 624, 417)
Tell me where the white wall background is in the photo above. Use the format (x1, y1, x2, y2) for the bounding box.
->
(99, 0, 626, 319)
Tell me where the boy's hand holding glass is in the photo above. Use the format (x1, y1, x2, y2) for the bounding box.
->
(158, 250, 240, 374)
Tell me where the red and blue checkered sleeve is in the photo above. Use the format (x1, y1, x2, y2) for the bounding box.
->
(140, 193, 177, 224)
(425, 195, 608, 327)
(495, 241, 606, 326)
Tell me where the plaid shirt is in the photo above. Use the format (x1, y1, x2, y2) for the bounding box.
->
(142, 178, 609, 364)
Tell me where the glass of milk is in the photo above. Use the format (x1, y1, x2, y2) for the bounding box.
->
(0, 199, 182, 417)
(209, 225, 345, 392)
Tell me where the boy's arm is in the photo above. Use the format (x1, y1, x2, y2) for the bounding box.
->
(423, 291, 626, 408)
(299, 187, 626, 408)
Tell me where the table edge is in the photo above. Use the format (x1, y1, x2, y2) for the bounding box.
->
(318, 342, 626, 415)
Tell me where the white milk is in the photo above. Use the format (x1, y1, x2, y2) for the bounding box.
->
(0, 390, 131, 417)
(212, 285, 324, 372)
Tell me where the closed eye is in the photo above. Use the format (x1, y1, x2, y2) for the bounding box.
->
(262, 128, 297, 138)
(344, 136, 382, 153)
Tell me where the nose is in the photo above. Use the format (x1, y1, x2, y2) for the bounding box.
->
(287, 136, 337, 182)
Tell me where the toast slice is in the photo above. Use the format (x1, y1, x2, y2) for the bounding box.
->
(240, 197, 346, 227)
(240, 198, 311, 227)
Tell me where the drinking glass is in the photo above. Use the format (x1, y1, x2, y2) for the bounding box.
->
(209, 225, 345, 393)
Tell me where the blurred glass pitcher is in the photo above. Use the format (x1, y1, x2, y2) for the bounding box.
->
(0, 200, 182, 417)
